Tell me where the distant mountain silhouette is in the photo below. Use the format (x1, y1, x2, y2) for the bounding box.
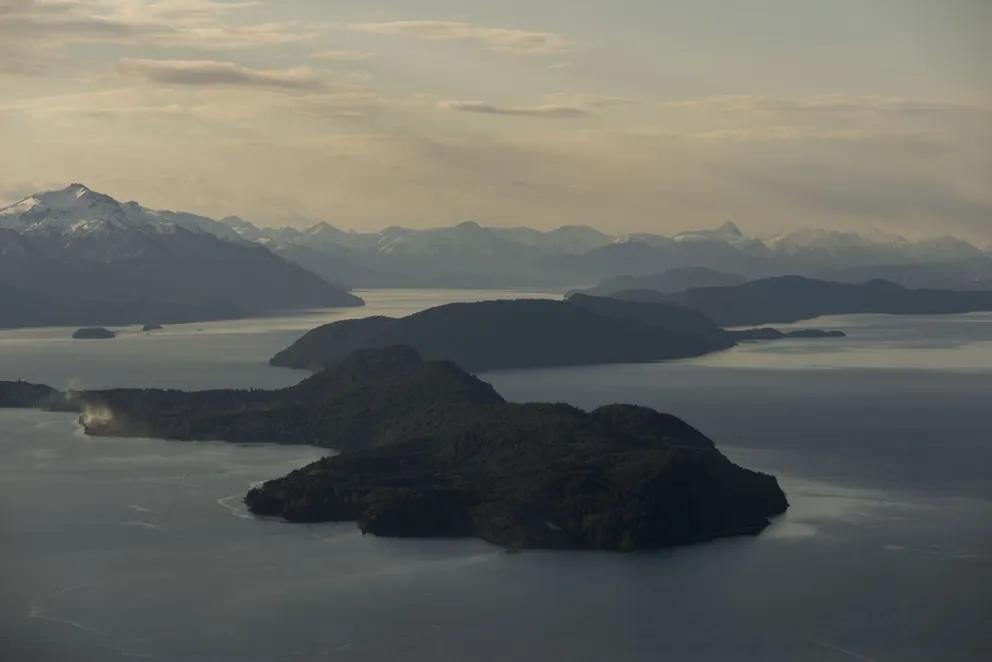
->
(181, 215, 991, 291)
(614, 276, 992, 326)
(270, 296, 735, 372)
(8, 346, 787, 551)
(816, 257, 992, 291)
(0, 184, 362, 329)
(7, 184, 986, 312)
(570, 267, 747, 297)
(728, 327, 846, 341)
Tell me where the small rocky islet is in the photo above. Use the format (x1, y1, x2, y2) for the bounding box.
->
(72, 326, 116, 339)
(1, 346, 787, 551)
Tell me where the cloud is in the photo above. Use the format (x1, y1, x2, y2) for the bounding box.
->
(0, 82, 383, 125)
(659, 94, 987, 115)
(119, 59, 327, 91)
(438, 100, 588, 118)
(310, 49, 372, 62)
(435, 93, 635, 118)
(280, 90, 383, 120)
(0, 86, 214, 120)
(348, 20, 569, 55)
(156, 22, 318, 50)
(649, 94, 992, 143)
(0, 0, 314, 73)
(0, 0, 158, 39)
(545, 93, 637, 109)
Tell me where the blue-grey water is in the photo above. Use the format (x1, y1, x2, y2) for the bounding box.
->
(1, 291, 990, 661)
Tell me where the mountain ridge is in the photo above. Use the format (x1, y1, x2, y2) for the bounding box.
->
(5, 183, 989, 293)
(0, 184, 362, 329)
(205, 214, 988, 290)
(614, 276, 992, 326)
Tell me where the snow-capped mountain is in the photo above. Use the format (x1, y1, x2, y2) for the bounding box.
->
(1, 183, 140, 239)
(673, 221, 744, 244)
(203, 213, 989, 290)
(0, 184, 361, 329)
(7, 184, 984, 326)
(769, 227, 983, 269)
(672, 221, 773, 257)
(492, 225, 617, 254)
(0, 183, 260, 246)
(34, 191, 968, 291)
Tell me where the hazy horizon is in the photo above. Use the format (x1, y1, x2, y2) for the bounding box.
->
(4, 180, 991, 247)
(2, 1, 990, 242)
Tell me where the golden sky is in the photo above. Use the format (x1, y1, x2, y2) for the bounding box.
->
(1, 1, 989, 241)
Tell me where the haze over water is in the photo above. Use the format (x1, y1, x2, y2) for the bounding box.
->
(1, 290, 990, 661)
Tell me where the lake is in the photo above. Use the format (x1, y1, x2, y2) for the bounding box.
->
(1, 290, 989, 661)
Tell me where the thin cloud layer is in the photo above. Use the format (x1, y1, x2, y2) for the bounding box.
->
(438, 100, 588, 117)
(119, 59, 327, 91)
(659, 94, 988, 117)
(310, 49, 372, 62)
(0, 0, 313, 72)
(348, 20, 569, 55)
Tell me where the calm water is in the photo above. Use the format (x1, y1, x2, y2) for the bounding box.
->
(1, 292, 990, 661)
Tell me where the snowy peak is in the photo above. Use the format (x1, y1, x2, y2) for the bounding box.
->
(490, 225, 616, 254)
(373, 221, 515, 257)
(67, 182, 95, 198)
(0, 183, 135, 237)
(674, 220, 750, 244)
(715, 221, 743, 237)
(770, 227, 906, 253)
(0, 183, 256, 244)
(671, 220, 770, 256)
(38, 183, 119, 212)
(768, 227, 981, 264)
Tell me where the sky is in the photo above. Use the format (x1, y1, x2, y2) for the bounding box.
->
(1, 0, 990, 241)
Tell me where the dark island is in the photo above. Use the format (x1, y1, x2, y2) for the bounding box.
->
(72, 327, 116, 340)
(570, 267, 747, 298)
(1, 347, 788, 551)
(142, 323, 163, 332)
(729, 328, 846, 341)
(243, 396, 788, 550)
(270, 295, 736, 372)
(612, 276, 992, 326)
(0, 380, 64, 408)
(270, 293, 849, 373)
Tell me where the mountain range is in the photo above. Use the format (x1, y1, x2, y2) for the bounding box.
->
(3, 183, 990, 331)
(0, 184, 361, 329)
(570, 267, 748, 297)
(611, 276, 992, 326)
(202, 214, 992, 291)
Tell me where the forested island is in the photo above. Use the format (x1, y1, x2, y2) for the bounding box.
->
(0, 347, 787, 551)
